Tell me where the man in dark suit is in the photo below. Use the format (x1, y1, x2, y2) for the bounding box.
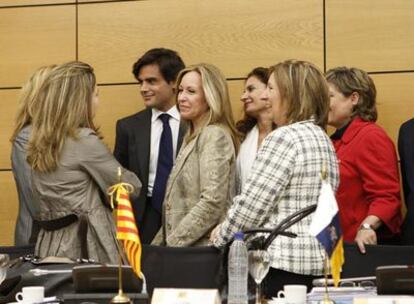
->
(399, 118, 414, 245)
(114, 48, 186, 244)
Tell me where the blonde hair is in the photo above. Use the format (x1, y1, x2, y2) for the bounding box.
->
(10, 65, 57, 142)
(176, 63, 239, 151)
(269, 59, 330, 128)
(326, 66, 377, 122)
(27, 61, 97, 173)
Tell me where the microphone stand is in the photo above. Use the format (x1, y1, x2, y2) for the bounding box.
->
(235, 204, 318, 303)
(240, 204, 317, 250)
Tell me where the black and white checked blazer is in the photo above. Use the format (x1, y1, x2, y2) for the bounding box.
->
(215, 120, 339, 275)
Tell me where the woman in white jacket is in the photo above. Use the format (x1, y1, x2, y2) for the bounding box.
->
(235, 67, 274, 193)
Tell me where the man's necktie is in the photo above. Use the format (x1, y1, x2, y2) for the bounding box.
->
(152, 113, 173, 212)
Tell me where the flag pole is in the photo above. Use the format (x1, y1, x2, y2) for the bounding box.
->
(111, 167, 132, 304)
(318, 164, 335, 304)
(318, 254, 335, 304)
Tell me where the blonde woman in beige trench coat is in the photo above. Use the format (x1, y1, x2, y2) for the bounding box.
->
(27, 62, 141, 263)
(152, 63, 239, 247)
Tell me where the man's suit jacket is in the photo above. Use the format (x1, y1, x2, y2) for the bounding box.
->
(399, 118, 414, 244)
(113, 108, 186, 239)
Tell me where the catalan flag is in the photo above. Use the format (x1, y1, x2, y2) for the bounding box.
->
(309, 180, 344, 287)
(115, 184, 142, 279)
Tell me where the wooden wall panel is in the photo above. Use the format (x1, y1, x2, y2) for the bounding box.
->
(228, 80, 245, 123)
(0, 90, 19, 170)
(0, 171, 18, 246)
(0, 5, 76, 87)
(79, 0, 323, 83)
(372, 73, 414, 146)
(77, 0, 124, 2)
(326, 0, 414, 72)
(0, 0, 73, 7)
(95, 84, 144, 150)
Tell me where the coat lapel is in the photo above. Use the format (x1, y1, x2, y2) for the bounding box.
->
(164, 134, 198, 199)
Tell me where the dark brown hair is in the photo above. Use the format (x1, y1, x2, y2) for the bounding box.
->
(132, 48, 185, 83)
(236, 67, 270, 140)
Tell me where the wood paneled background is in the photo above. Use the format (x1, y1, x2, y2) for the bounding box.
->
(0, 0, 413, 245)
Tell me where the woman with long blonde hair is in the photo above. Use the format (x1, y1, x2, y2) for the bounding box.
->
(27, 61, 141, 263)
(11, 65, 56, 246)
(152, 63, 238, 246)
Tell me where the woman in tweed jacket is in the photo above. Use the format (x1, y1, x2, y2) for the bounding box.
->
(152, 63, 239, 247)
(212, 60, 340, 296)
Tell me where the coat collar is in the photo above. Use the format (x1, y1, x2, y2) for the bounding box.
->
(151, 105, 180, 123)
(340, 117, 373, 144)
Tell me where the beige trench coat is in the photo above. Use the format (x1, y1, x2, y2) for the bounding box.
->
(33, 128, 141, 263)
(152, 124, 236, 247)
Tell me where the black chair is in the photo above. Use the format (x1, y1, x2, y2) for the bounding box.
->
(342, 242, 414, 278)
(141, 245, 224, 295)
(140, 205, 317, 296)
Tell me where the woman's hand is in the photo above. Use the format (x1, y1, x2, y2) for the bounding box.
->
(355, 215, 382, 254)
(355, 228, 377, 254)
(209, 224, 221, 243)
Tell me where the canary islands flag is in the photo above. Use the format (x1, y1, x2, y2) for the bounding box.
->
(116, 185, 142, 279)
(309, 180, 344, 287)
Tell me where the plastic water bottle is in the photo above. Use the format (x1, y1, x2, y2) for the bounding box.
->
(227, 232, 248, 304)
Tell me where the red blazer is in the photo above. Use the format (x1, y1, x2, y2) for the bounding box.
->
(332, 117, 402, 242)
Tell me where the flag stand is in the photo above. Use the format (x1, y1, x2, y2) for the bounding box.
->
(110, 255, 131, 304)
(110, 168, 132, 304)
(318, 165, 335, 304)
(318, 254, 335, 304)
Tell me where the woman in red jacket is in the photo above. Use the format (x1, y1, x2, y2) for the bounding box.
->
(326, 67, 402, 253)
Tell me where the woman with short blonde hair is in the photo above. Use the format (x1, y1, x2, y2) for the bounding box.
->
(152, 63, 237, 246)
(28, 61, 141, 263)
(213, 60, 339, 296)
(269, 60, 330, 128)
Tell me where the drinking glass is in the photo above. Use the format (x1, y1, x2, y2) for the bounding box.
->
(248, 250, 270, 304)
(0, 254, 10, 285)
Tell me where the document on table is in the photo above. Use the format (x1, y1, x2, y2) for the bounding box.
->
(307, 286, 377, 304)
